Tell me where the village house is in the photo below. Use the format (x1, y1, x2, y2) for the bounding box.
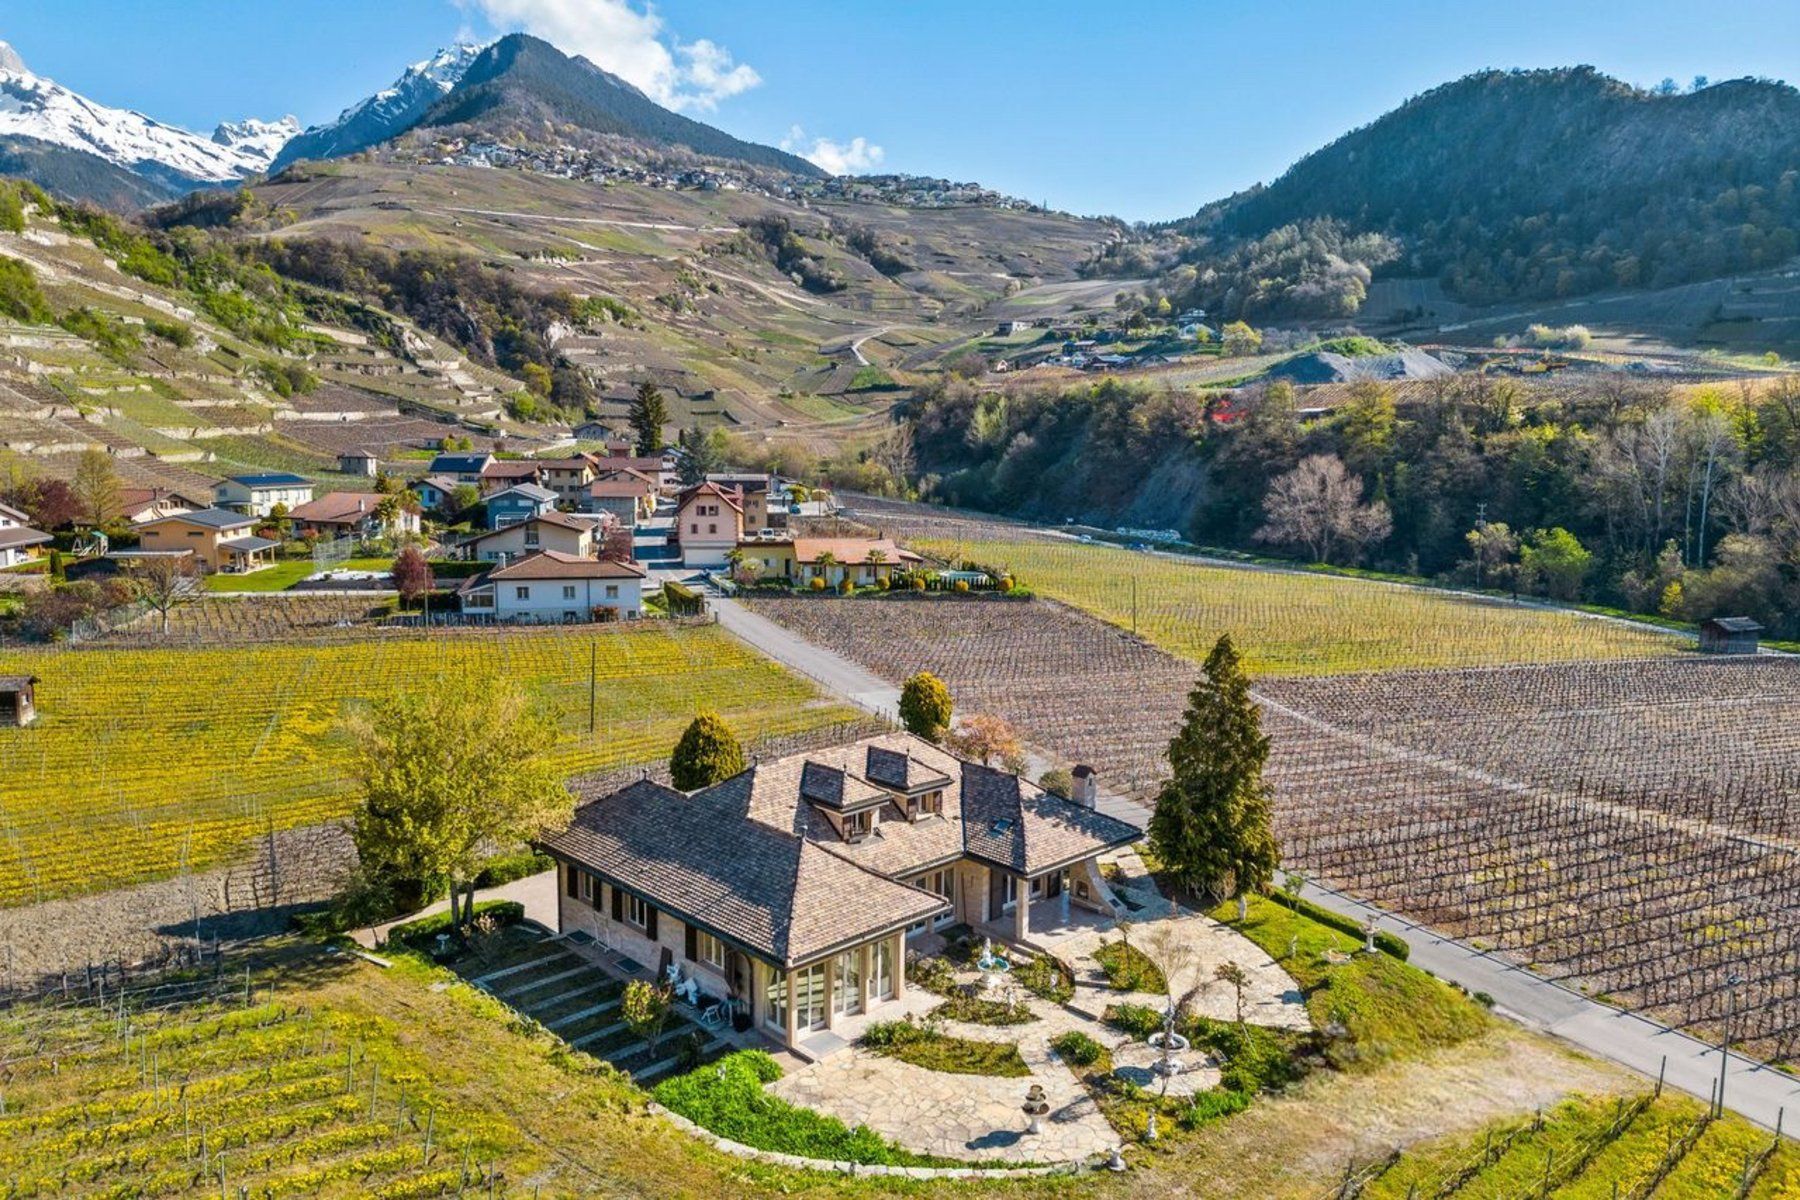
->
(589, 454, 677, 493)
(538, 733, 1139, 1053)
(428, 452, 497, 482)
(287, 492, 422, 540)
(0, 501, 51, 568)
(586, 474, 658, 528)
(137, 508, 278, 574)
(212, 473, 315, 518)
(535, 457, 598, 503)
(460, 511, 594, 563)
(707, 472, 780, 531)
(458, 551, 647, 622)
(742, 537, 921, 586)
(485, 483, 560, 530)
(478, 459, 545, 495)
(675, 481, 744, 567)
(411, 475, 466, 513)
(116, 487, 206, 526)
(337, 450, 380, 477)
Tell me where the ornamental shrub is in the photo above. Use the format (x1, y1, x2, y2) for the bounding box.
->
(953, 579, 970, 593)
(1051, 1029, 1102, 1067)
(669, 710, 746, 789)
(809, 575, 826, 591)
(899, 671, 953, 741)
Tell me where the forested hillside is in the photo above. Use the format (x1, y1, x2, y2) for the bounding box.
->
(1135, 68, 1800, 320)
(908, 373, 1800, 636)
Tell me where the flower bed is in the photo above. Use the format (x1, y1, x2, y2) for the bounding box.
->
(861, 1021, 1030, 1078)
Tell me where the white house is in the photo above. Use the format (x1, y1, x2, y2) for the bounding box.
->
(212, 473, 315, 518)
(0, 501, 51, 568)
(459, 551, 647, 622)
(459, 511, 594, 563)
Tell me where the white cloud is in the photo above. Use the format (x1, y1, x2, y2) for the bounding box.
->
(467, 0, 761, 111)
(781, 124, 885, 175)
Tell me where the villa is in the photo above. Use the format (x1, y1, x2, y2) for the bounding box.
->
(537, 732, 1140, 1053)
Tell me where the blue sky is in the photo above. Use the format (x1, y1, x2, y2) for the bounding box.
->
(5, 0, 1797, 220)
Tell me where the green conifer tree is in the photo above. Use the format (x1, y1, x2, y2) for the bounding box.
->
(669, 710, 746, 790)
(898, 671, 953, 742)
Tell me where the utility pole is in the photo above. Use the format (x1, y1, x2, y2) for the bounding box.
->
(588, 640, 597, 735)
(1132, 575, 1138, 637)
(1719, 971, 1744, 1117)
(1474, 502, 1489, 590)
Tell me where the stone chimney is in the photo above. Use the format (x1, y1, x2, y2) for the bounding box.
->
(1071, 764, 1097, 809)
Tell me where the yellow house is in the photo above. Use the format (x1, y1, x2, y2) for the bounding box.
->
(137, 508, 278, 574)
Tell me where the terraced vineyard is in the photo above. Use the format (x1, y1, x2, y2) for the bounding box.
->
(901, 535, 1683, 676)
(0, 624, 862, 906)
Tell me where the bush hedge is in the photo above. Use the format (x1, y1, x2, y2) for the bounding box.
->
(473, 849, 553, 889)
(1050, 1029, 1103, 1067)
(386, 900, 524, 950)
(1268, 890, 1410, 961)
(653, 1050, 939, 1165)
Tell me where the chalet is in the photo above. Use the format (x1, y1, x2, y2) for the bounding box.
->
(743, 537, 921, 586)
(411, 475, 466, 512)
(485, 483, 559, 530)
(212, 473, 314, 518)
(460, 511, 594, 563)
(459, 551, 647, 622)
(1700, 617, 1763, 655)
(586, 476, 657, 528)
(675, 481, 744, 568)
(0, 501, 52, 568)
(538, 733, 1139, 1052)
(287, 492, 422, 539)
(137, 508, 277, 574)
(478, 459, 544, 494)
(116, 487, 206, 526)
(588, 455, 676, 493)
(535, 457, 598, 503)
(428, 452, 497, 482)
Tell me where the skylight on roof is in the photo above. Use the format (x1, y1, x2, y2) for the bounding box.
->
(989, 818, 1013, 834)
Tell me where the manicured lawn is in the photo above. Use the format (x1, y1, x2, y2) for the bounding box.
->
(1094, 940, 1167, 994)
(862, 1022, 1031, 1077)
(204, 558, 318, 591)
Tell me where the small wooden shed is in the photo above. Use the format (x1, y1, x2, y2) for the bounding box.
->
(1699, 617, 1763, 655)
(0, 675, 39, 727)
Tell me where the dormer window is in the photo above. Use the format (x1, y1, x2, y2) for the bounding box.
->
(844, 809, 874, 842)
(918, 789, 943, 817)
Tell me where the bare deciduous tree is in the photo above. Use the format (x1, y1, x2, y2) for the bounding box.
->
(1254, 453, 1392, 564)
(127, 553, 199, 634)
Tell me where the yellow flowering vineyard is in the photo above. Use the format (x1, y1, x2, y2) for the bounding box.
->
(905, 536, 1683, 676)
(0, 625, 860, 906)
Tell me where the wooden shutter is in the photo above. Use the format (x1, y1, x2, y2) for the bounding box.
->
(684, 923, 697, 962)
(645, 906, 659, 942)
(611, 885, 622, 922)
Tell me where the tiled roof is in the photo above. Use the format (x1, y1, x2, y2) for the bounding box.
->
(484, 551, 646, 580)
(429, 454, 495, 474)
(481, 460, 544, 479)
(0, 526, 51, 550)
(678, 481, 744, 514)
(540, 779, 945, 966)
(589, 479, 655, 498)
(143, 507, 254, 531)
(792, 538, 921, 566)
(0, 501, 29, 525)
(490, 483, 558, 503)
(288, 492, 386, 524)
(219, 535, 280, 553)
(462, 511, 590, 544)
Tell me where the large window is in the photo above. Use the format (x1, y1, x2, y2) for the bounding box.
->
(871, 939, 894, 1001)
(765, 969, 787, 1032)
(909, 868, 956, 933)
(624, 893, 649, 930)
(794, 962, 827, 1031)
(833, 950, 862, 1016)
(697, 930, 727, 971)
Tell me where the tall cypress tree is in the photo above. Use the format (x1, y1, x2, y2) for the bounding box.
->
(1148, 634, 1280, 916)
(670, 710, 746, 790)
(629, 382, 668, 456)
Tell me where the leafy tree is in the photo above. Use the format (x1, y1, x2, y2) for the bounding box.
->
(945, 713, 1027, 774)
(630, 382, 669, 455)
(1220, 321, 1264, 356)
(348, 668, 570, 923)
(0, 257, 49, 323)
(1214, 960, 1250, 1029)
(4, 475, 79, 530)
(1519, 526, 1593, 600)
(621, 980, 674, 1056)
(450, 483, 482, 514)
(392, 545, 435, 607)
(72, 448, 121, 529)
(1148, 635, 1279, 916)
(1464, 521, 1519, 590)
(899, 671, 953, 742)
(1037, 767, 1074, 800)
(669, 710, 745, 790)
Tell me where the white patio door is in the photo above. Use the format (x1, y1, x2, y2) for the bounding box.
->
(833, 950, 862, 1016)
(794, 962, 827, 1031)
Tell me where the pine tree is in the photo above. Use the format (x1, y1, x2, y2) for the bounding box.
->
(677, 424, 721, 486)
(899, 671, 953, 742)
(670, 710, 745, 790)
(1148, 634, 1279, 915)
(629, 382, 668, 456)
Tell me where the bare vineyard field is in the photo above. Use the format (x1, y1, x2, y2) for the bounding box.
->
(748, 594, 1800, 1062)
(909, 536, 1684, 675)
(0, 623, 862, 908)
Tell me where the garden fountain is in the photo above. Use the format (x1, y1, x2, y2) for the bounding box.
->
(975, 937, 1013, 995)
(1147, 1001, 1191, 1077)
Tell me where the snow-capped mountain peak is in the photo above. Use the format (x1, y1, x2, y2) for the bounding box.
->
(0, 42, 284, 185)
(212, 115, 300, 169)
(272, 41, 488, 172)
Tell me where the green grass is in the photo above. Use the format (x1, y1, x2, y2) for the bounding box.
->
(0, 624, 864, 905)
(204, 558, 320, 591)
(926, 993, 1036, 1026)
(906, 536, 1683, 676)
(861, 1022, 1031, 1077)
(1093, 940, 1167, 994)
(1210, 895, 1488, 1070)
